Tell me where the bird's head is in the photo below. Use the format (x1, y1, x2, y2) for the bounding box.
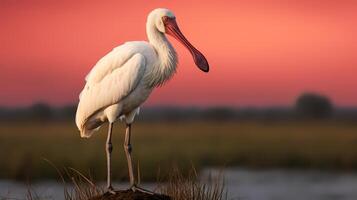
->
(148, 8, 209, 73)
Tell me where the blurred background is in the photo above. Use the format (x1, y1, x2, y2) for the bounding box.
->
(1, 0, 357, 199)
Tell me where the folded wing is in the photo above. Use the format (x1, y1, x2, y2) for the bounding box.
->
(76, 52, 146, 133)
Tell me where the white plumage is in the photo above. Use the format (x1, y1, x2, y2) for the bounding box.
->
(74, 8, 209, 193)
(76, 42, 157, 137)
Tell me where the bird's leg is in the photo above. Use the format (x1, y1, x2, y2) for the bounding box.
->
(124, 124, 135, 187)
(124, 124, 154, 195)
(106, 122, 115, 194)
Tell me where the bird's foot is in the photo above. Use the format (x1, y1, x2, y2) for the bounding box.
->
(106, 186, 116, 195)
(130, 184, 154, 195)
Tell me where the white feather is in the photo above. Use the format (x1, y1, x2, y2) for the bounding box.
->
(75, 8, 178, 138)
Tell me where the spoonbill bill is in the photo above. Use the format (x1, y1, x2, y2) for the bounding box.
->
(75, 8, 209, 193)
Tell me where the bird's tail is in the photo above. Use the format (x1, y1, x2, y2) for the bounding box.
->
(79, 127, 99, 138)
(78, 118, 104, 138)
(76, 101, 104, 138)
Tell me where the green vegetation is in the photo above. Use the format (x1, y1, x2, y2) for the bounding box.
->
(1, 120, 357, 181)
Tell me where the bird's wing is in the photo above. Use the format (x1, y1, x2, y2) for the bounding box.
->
(83, 45, 136, 86)
(75, 53, 146, 130)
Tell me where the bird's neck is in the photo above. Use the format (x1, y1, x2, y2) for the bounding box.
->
(146, 25, 177, 87)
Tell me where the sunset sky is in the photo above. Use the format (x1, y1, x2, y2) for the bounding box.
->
(1, 0, 356, 107)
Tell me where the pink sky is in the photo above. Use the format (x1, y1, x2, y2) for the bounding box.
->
(1, 0, 357, 107)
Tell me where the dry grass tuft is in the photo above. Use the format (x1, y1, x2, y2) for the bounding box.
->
(63, 168, 103, 200)
(24, 165, 226, 200)
(42, 159, 103, 200)
(159, 167, 227, 200)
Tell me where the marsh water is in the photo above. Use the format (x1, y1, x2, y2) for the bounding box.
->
(1, 168, 357, 200)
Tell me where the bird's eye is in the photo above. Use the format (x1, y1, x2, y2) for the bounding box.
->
(162, 16, 169, 22)
(162, 16, 175, 26)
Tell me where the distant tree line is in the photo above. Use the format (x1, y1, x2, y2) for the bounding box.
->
(295, 93, 333, 118)
(0, 103, 76, 121)
(0, 93, 356, 122)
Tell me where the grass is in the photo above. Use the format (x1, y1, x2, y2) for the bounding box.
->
(159, 167, 226, 200)
(1, 120, 357, 181)
(22, 166, 226, 200)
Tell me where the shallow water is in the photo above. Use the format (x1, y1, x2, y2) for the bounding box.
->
(203, 168, 357, 200)
(1, 168, 357, 200)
